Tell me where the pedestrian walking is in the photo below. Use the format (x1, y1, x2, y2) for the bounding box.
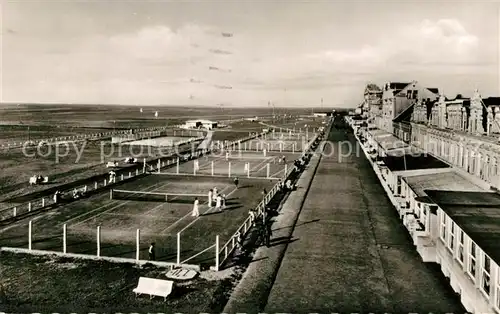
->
(191, 197, 199, 217)
(264, 222, 272, 247)
(148, 242, 156, 261)
(233, 176, 239, 189)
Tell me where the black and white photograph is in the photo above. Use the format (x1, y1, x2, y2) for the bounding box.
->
(0, 0, 499, 313)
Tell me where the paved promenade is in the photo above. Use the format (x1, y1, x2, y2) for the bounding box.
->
(263, 122, 465, 313)
(224, 118, 465, 313)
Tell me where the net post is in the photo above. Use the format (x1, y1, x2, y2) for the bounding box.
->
(228, 161, 231, 177)
(176, 232, 181, 266)
(97, 226, 101, 257)
(28, 220, 32, 250)
(215, 235, 220, 271)
(63, 224, 67, 253)
(211, 161, 214, 176)
(247, 162, 250, 178)
(266, 163, 270, 178)
(176, 158, 180, 174)
(136, 229, 140, 261)
(110, 189, 113, 200)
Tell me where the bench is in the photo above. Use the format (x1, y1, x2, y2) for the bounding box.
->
(133, 277, 174, 301)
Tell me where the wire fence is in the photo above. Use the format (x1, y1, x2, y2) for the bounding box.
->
(0, 132, 265, 223)
(214, 130, 323, 270)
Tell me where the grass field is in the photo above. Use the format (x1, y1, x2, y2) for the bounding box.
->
(0, 250, 237, 313)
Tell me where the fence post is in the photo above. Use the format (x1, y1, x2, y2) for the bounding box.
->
(28, 220, 32, 250)
(292, 143, 295, 154)
(42, 198, 45, 207)
(13, 207, 16, 217)
(129, 171, 131, 178)
(104, 179, 107, 186)
(136, 229, 140, 261)
(97, 226, 101, 257)
(63, 224, 67, 253)
(215, 235, 220, 271)
(211, 161, 214, 176)
(228, 162, 231, 177)
(177, 232, 181, 265)
(157, 159, 161, 173)
(247, 163, 250, 178)
(95, 181, 98, 189)
(176, 158, 180, 174)
(28, 202, 31, 212)
(110, 189, 113, 200)
(121, 174, 124, 181)
(266, 163, 270, 178)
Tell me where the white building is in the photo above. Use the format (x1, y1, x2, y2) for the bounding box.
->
(184, 119, 218, 130)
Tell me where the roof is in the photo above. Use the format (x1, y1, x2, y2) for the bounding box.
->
(385, 145, 422, 157)
(483, 97, 500, 107)
(393, 103, 414, 123)
(381, 154, 450, 172)
(365, 83, 382, 93)
(185, 119, 217, 124)
(404, 170, 484, 197)
(374, 134, 408, 151)
(425, 190, 500, 265)
(390, 82, 410, 90)
(427, 88, 439, 94)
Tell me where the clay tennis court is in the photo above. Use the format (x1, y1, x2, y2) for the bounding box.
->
(164, 150, 299, 179)
(0, 173, 275, 266)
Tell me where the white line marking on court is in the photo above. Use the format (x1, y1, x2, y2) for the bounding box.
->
(177, 186, 238, 234)
(67, 181, 171, 227)
(159, 185, 232, 235)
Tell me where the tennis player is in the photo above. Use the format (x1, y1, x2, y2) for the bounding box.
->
(192, 197, 199, 217)
(208, 189, 213, 208)
(216, 194, 222, 212)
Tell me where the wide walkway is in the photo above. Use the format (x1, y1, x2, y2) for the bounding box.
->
(263, 121, 465, 313)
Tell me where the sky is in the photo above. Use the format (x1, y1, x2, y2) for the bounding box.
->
(1, 0, 499, 107)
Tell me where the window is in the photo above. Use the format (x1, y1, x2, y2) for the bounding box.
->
(447, 219, 455, 252)
(457, 229, 465, 265)
(468, 240, 477, 281)
(481, 253, 491, 297)
(413, 90, 419, 99)
(439, 211, 447, 243)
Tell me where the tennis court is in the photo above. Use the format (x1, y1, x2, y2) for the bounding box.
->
(161, 150, 297, 179)
(0, 174, 275, 266)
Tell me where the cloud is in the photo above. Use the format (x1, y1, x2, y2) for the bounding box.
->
(2, 18, 494, 106)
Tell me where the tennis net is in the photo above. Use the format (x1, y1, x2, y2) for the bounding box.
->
(110, 189, 207, 203)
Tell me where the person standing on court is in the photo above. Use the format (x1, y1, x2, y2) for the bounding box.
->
(233, 176, 239, 189)
(148, 242, 156, 261)
(208, 189, 213, 208)
(213, 187, 218, 199)
(192, 197, 199, 217)
(216, 194, 222, 212)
